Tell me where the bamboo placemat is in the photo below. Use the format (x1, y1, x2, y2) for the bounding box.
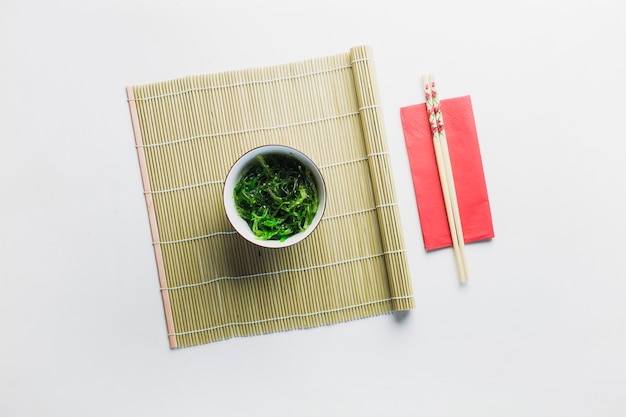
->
(126, 45, 414, 348)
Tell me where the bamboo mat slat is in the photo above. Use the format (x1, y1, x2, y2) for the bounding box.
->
(126, 45, 414, 348)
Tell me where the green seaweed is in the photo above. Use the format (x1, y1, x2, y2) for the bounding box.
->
(233, 154, 319, 242)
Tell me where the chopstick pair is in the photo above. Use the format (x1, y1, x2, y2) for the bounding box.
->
(422, 74, 469, 283)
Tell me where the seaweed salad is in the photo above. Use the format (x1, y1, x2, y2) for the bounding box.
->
(233, 154, 319, 242)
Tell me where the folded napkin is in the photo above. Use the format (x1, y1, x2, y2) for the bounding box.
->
(400, 95, 494, 250)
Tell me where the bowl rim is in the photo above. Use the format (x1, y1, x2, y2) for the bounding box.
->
(223, 144, 327, 248)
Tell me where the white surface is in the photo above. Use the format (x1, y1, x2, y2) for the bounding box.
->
(1, 0, 625, 416)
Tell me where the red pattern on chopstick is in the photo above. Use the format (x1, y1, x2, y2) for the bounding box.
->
(422, 75, 469, 283)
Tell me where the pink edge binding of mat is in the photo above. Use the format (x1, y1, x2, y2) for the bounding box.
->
(126, 86, 178, 348)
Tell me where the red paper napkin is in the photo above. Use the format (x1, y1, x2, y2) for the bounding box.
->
(400, 95, 494, 250)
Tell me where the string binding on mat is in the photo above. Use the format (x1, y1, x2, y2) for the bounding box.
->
(350, 57, 372, 65)
(166, 294, 414, 337)
(159, 249, 407, 291)
(127, 64, 354, 102)
(135, 111, 361, 148)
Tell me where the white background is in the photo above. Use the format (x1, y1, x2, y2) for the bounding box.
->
(2, 0, 625, 416)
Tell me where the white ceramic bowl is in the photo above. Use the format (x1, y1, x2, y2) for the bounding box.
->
(223, 145, 326, 248)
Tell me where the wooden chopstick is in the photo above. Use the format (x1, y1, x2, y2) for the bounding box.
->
(422, 74, 469, 283)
